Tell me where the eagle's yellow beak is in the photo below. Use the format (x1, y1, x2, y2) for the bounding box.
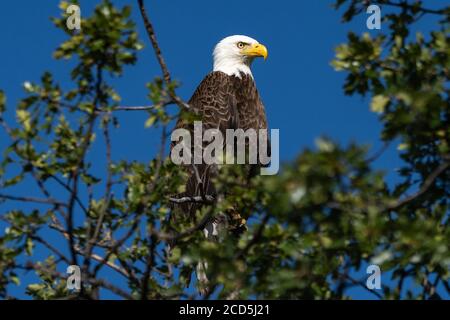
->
(242, 43, 268, 60)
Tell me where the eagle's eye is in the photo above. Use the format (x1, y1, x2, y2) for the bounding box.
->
(236, 42, 246, 49)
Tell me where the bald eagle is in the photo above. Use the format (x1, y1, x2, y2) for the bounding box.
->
(170, 34, 269, 222)
(171, 34, 269, 225)
(170, 34, 269, 294)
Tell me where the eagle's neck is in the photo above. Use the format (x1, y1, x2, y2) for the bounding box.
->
(213, 57, 253, 79)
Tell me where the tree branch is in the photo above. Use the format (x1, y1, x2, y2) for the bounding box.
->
(137, 0, 189, 110)
(47, 174, 88, 216)
(49, 216, 130, 279)
(0, 193, 67, 207)
(337, 271, 383, 299)
(82, 113, 113, 277)
(366, 142, 391, 163)
(169, 195, 215, 204)
(388, 161, 450, 210)
(97, 98, 175, 112)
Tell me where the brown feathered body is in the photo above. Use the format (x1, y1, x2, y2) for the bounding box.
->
(170, 71, 268, 221)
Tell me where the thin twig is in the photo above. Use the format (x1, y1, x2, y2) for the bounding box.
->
(137, 0, 172, 85)
(169, 195, 215, 204)
(0, 117, 13, 135)
(388, 161, 450, 210)
(337, 272, 383, 300)
(103, 99, 174, 112)
(48, 174, 88, 215)
(67, 63, 103, 267)
(32, 235, 71, 265)
(366, 142, 390, 163)
(49, 217, 129, 279)
(0, 193, 66, 207)
(83, 113, 113, 275)
(137, 0, 189, 110)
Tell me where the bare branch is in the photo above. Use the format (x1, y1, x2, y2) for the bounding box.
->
(169, 195, 215, 204)
(388, 161, 450, 210)
(32, 235, 71, 265)
(92, 278, 134, 300)
(92, 216, 141, 278)
(137, 0, 171, 85)
(0, 116, 12, 135)
(107, 105, 162, 111)
(83, 113, 113, 276)
(66, 63, 104, 267)
(47, 174, 89, 216)
(88, 253, 129, 278)
(336, 271, 383, 299)
(137, 0, 189, 110)
(97, 98, 175, 112)
(366, 141, 391, 163)
(49, 216, 130, 279)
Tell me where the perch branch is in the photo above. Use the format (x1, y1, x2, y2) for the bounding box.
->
(169, 195, 215, 204)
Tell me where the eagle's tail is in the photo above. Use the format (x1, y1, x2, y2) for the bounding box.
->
(196, 212, 229, 296)
(196, 209, 248, 297)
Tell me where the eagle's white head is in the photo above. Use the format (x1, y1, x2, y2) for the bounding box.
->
(213, 35, 268, 78)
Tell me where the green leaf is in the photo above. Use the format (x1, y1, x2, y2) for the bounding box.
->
(145, 115, 157, 128)
(25, 237, 34, 255)
(0, 90, 5, 113)
(11, 275, 21, 286)
(370, 95, 390, 113)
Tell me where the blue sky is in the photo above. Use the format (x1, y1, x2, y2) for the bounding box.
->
(0, 0, 446, 299)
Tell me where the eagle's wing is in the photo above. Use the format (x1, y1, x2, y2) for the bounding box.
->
(232, 73, 267, 132)
(170, 72, 270, 220)
(232, 74, 271, 166)
(170, 72, 238, 218)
